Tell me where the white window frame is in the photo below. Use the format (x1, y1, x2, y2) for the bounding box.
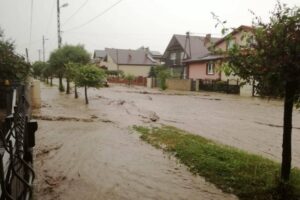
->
(207, 62, 215, 75)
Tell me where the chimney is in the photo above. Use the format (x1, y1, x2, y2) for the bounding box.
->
(204, 34, 211, 46)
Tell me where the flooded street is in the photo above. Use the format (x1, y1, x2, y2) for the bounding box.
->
(34, 82, 300, 199)
(93, 85, 300, 167)
(34, 83, 238, 200)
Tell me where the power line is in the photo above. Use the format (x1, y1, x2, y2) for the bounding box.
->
(46, 0, 56, 34)
(64, 0, 124, 32)
(18, 39, 42, 48)
(62, 0, 89, 25)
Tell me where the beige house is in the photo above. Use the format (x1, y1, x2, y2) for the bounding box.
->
(104, 48, 159, 77)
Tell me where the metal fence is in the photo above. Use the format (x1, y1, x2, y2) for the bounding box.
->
(0, 83, 37, 200)
(198, 79, 240, 94)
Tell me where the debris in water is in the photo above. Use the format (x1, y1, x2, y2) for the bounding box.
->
(117, 100, 126, 105)
(149, 112, 159, 122)
(90, 115, 98, 119)
(36, 144, 63, 158)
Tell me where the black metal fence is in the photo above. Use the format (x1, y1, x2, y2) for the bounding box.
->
(0, 83, 37, 200)
(198, 79, 240, 94)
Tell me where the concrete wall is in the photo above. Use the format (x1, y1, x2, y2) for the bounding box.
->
(240, 82, 253, 97)
(30, 80, 41, 108)
(166, 79, 192, 91)
(188, 62, 221, 80)
(221, 71, 240, 83)
(119, 65, 151, 77)
(147, 78, 154, 88)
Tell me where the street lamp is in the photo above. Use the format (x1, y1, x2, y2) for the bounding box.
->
(57, 0, 69, 48)
(42, 36, 49, 62)
(61, 3, 69, 8)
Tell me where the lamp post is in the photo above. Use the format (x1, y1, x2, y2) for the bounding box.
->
(57, 0, 68, 48)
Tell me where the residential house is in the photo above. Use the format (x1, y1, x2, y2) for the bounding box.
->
(163, 33, 220, 78)
(92, 50, 107, 69)
(137, 46, 164, 64)
(185, 25, 253, 81)
(184, 25, 255, 95)
(104, 48, 159, 77)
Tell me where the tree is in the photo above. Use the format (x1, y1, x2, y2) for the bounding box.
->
(216, 3, 300, 182)
(42, 64, 53, 84)
(155, 66, 171, 90)
(0, 28, 30, 82)
(148, 66, 156, 77)
(75, 64, 106, 104)
(124, 74, 135, 86)
(48, 44, 90, 92)
(65, 62, 80, 98)
(32, 61, 47, 79)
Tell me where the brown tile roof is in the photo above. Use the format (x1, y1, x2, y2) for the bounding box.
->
(214, 25, 254, 46)
(105, 48, 158, 66)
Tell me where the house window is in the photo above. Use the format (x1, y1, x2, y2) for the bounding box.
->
(180, 52, 185, 64)
(247, 35, 256, 47)
(207, 62, 215, 75)
(227, 39, 235, 50)
(170, 52, 176, 65)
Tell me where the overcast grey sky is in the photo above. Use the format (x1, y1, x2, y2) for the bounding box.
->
(0, 0, 299, 62)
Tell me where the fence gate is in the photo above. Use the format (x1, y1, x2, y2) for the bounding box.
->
(0, 84, 37, 200)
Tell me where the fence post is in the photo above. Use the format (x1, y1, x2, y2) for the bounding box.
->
(227, 79, 229, 94)
(195, 79, 200, 91)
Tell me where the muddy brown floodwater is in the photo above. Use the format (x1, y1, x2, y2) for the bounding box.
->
(34, 83, 238, 199)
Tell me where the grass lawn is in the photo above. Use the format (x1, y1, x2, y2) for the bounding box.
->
(133, 125, 300, 200)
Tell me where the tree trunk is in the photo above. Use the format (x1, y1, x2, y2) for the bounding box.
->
(75, 84, 78, 99)
(66, 78, 70, 94)
(59, 76, 64, 92)
(84, 85, 88, 104)
(50, 77, 53, 86)
(281, 81, 297, 182)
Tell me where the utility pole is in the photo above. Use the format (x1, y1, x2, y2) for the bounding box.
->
(57, 0, 62, 48)
(25, 48, 29, 63)
(57, 1, 68, 48)
(38, 49, 41, 61)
